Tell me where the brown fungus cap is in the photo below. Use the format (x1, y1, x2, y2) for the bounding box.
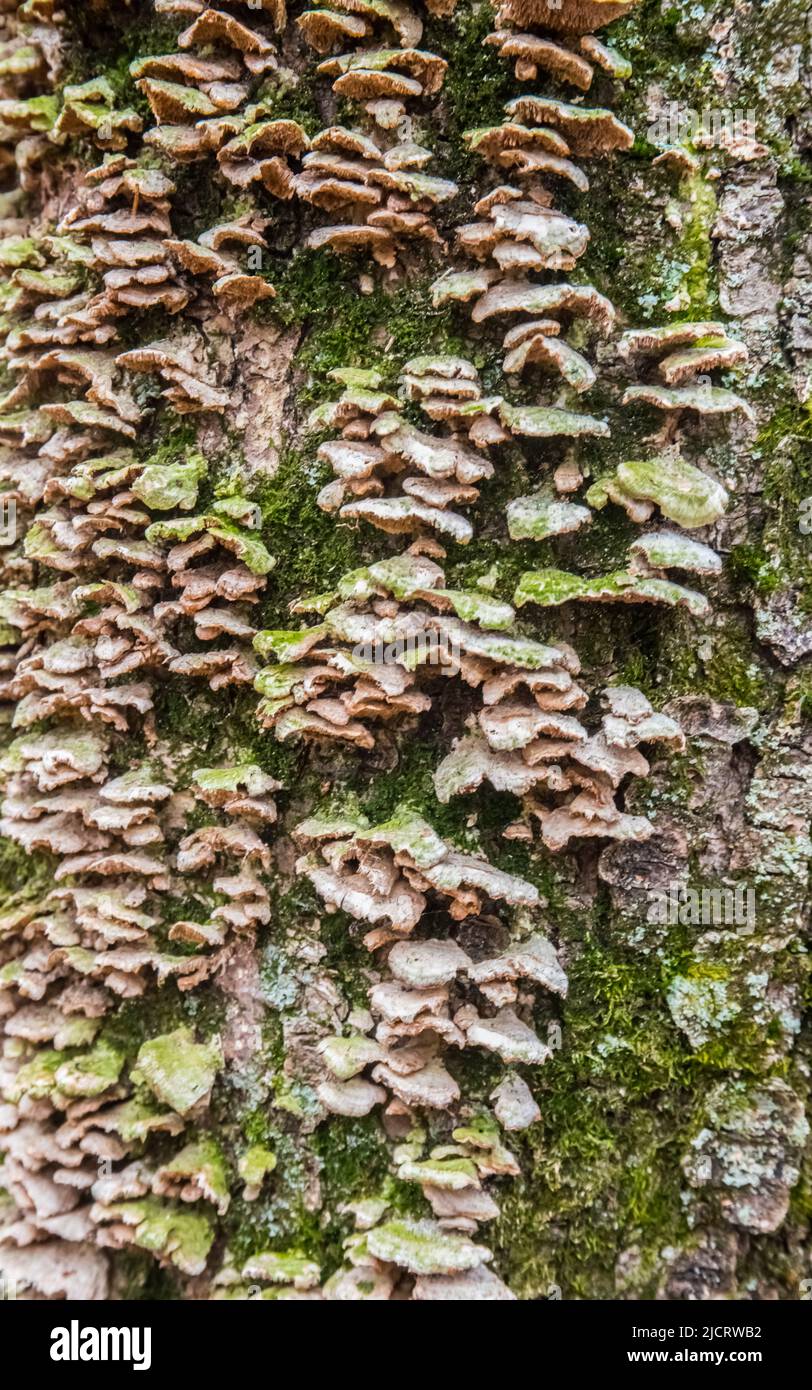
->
(296, 9, 370, 53)
(494, 0, 635, 33)
(130, 53, 243, 84)
(505, 95, 634, 153)
(472, 279, 615, 331)
(487, 32, 594, 90)
(178, 9, 278, 65)
(311, 125, 381, 159)
(306, 224, 397, 266)
(617, 321, 727, 359)
(323, 0, 424, 47)
(318, 47, 447, 95)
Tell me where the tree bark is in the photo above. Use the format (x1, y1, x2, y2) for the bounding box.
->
(0, 0, 809, 1302)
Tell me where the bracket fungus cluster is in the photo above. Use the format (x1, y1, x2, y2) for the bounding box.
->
(437, 683, 685, 853)
(136, 3, 284, 160)
(297, 1, 459, 264)
(620, 320, 754, 441)
(173, 762, 279, 942)
(0, 1016, 227, 1296)
(0, 734, 278, 1294)
(308, 360, 498, 542)
(292, 804, 564, 1297)
(165, 216, 277, 316)
(524, 317, 750, 615)
(318, 1202, 516, 1300)
(296, 124, 457, 267)
(0, 0, 285, 1297)
(486, 2, 633, 88)
(309, 353, 610, 544)
(0, 0, 62, 196)
(1, 0, 794, 1309)
(252, 547, 581, 749)
(432, 0, 634, 397)
(128, 4, 458, 271)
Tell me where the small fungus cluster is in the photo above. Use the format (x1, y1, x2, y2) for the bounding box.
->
(296, 0, 459, 264)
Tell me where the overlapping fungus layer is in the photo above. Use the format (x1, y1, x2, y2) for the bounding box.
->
(0, 0, 758, 1302)
(0, 0, 283, 1297)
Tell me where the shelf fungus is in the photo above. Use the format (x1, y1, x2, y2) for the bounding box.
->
(506, 489, 592, 540)
(0, 0, 294, 1298)
(486, 27, 631, 89)
(298, 797, 562, 1295)
(216, 114, 309, 195)
(299, 125, 457, 265)
(435, 683, 684, 855)
(457, 181, 591, 284)
(252, 547, 587, 749)
(116, 334, 231, 414)
(0, 1037, 179, 1296)
(317, 1204, 516, 1299)
(50, 77, 142, 151)
(433, 268, 615, 388)
(171, 763, 279, 942)
(171, 4, 282, 75)
(440, 21, 632, 381)
(296, 4, 458, 265)
(620, 321, 753, 438)
(2, 0, 792, 1309)
(306, 364, 498, 541)
(299, 809, 557, 1064)
(586, 453, 729, 529)
(0, 723, 228, 1290)
(140, 496, 274, 688)
(299, 2, 449, 125)
(166, 216, 276, 313)
(52, 158, 191, 318)
(132, 54, 251, 124)
(3, 437, 210, 720)
(213, 1248, 322, 1299)
(0, 733, 221, 998)
(0, 0, 64, 196)
(137, 11, 285, 165)
(308, 356, 611, 540)
(294, 806, 541, 940)
(514, 561, 710, 618)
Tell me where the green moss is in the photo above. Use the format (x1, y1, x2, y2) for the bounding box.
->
(426, 2, 513, 188)
(252, 446, 361, 617)
(728, 542, 782, 598)
(270, 254, 468, 402)
(698, 628, 770, 709)
(0, 836, 53, 906)
(673, 171, 718, 317)
(60, 0, 179, 112)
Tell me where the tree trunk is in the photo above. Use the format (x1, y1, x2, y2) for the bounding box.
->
(0, 0, 809, 1303)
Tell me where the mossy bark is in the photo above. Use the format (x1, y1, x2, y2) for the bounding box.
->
(1, 0, 810, 1301)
